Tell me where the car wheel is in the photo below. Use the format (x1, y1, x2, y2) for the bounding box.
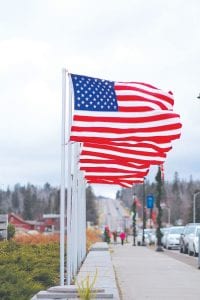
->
(184, 245, 188, 254)
(189, 249, 193, 256)
(193, 245, 198, 257)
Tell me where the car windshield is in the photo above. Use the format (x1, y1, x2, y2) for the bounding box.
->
(196, 228, 200, 236)
(161, 228, 169, 233)
(169, 227, 184, 234)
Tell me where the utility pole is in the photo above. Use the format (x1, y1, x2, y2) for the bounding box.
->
(132, 194, 137, 246)
(142, 178, 146, 246)
(155, 166, 163, 252)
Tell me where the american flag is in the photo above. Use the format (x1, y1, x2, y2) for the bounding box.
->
(69, 73, 182, 187)
(70, 74, 181, 144)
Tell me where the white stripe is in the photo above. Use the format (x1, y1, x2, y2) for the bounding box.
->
(71, 128, 181, 139)
(115, 82, 174, 100)
(80, 155, 106, 160)
(112, 140, 172, 149)
(79, 155, 149, 167)
(82, 146, 165, 161)
(83, 145, 163, 154)
(118, 100, 172, 110)
(74, 109, 177, 118)
(79, 162, 149, 172)
(84, 172, 144, 179)
(116, 91, 173, 109)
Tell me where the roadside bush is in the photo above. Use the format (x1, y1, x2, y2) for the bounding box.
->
(0, 230, 101, 299)
(86, 228, 102, 250)
(7, 223, 15, 240)
(0, 240, 59, 300)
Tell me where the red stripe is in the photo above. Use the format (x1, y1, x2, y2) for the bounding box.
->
(117, 95, 169, 110)
(83, 143, 166, 158)
(115, 85, 174, 106)
(86, 179, 135, 187)
(117, 106, 154, 112)
(79, 158, 149, 169)
(71, 122, 181, 134)
(85, 174, 144, 180)
(81, 140, 172, 152)
(81, 166, 148, 175)
(70, 133, 181, 143)
(81, 150, 164, 165)
(73, 112, 179, 123)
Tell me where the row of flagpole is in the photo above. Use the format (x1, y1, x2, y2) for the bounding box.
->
(60, 69, 86, 286)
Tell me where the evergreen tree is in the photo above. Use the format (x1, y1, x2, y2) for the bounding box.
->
(12, 184, 20, 212)
(171, 172, 183, 224)
(86, 185, 98, 225)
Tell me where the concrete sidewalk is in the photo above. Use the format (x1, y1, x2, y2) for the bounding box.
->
(111, 243, 200, 300)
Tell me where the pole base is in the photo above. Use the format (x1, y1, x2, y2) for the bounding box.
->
(156, 245, 164, 252)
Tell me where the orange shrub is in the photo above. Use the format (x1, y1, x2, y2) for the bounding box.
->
(86, 228, 102, 250)
(13, 228, 102, 249)
(14, 233, 60, 244)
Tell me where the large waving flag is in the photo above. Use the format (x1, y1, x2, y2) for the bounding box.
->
(69, 73, 182, 187)
(70, 74, 181, 144)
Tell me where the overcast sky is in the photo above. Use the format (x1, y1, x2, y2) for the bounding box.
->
(1, 0, 200, 198)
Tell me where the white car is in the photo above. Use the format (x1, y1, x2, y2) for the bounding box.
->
(165, 226, 184, 250)
(137, 229, 150, 246)
(188, 226, 200, 256)
(161, 227, 170, 248)
(145, 228, 156, 245)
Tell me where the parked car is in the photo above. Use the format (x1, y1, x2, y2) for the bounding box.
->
(188, 226, 200, 256)
(145, 228, 156, 245)
(180, 223, 200, 254)
(165, 226, 184, 250)
(137, 229, 150, 246)
(161, 227, 171, 248)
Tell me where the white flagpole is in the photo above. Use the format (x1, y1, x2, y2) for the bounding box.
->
(71, 143, 77, 277)
(60, 68, 67, 285)
(66, 73, 73, 285)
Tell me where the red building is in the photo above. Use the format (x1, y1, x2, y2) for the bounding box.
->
(9, 213, 45, 232)
(8, 213, 60, 233)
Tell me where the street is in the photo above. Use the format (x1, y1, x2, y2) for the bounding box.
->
(97, 197, 131, 232)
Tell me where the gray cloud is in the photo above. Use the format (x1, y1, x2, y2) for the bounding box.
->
(0, 0, 200, 195)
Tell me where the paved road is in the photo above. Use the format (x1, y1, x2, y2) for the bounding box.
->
(111, 243, 200, 300)
(163, 248, 199, 269)
(98, 197, 131, 232)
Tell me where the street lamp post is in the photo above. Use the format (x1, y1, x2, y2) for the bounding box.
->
(193, 191, 200, 223)
(132, 196, 137, 246)
(142, 178, 146, 246)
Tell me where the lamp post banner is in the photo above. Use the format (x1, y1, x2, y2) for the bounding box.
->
(146, 194, 154, 209)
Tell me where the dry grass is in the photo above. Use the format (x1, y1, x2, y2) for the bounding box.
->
(13, 228, 102, 248)
(14, 232, 60, 244)
(86, 228, 102, 250)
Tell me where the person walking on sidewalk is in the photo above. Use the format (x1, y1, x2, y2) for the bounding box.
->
(119, 231, 126, 245)
(112, 230, 117, 244)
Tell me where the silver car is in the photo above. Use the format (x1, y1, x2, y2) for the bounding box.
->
(165, 226, 184, 250)
(188, 226, 200, 256)
(161, 227, 170, 248)
(180, 223, 200, 254)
